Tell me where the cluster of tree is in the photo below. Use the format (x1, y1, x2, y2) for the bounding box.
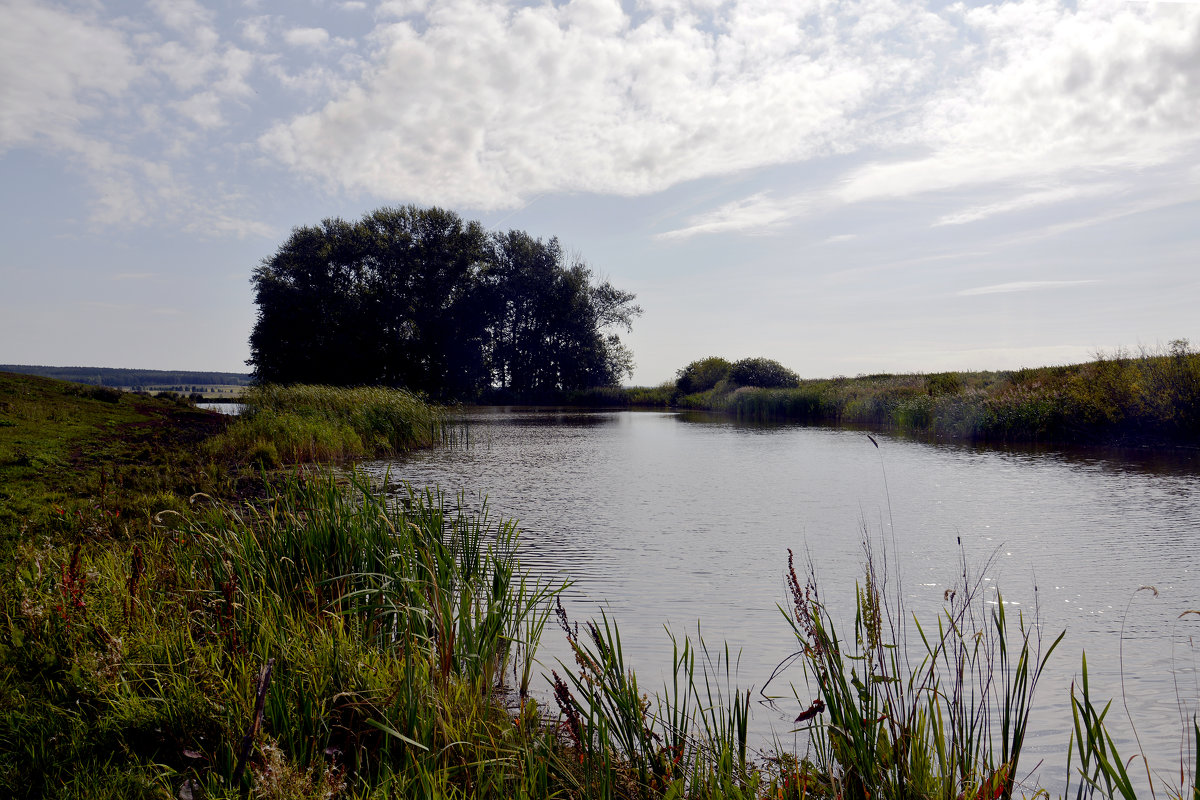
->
(674, 356, 800, 395)
(248, 206, 641, 401)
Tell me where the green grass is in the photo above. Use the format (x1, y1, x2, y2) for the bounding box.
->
(671, 341, 1200, 444)
(0, 472, 567, 799)
(205, 384, 448, 466)
(4, 370, 1197, 799)
(0, 371, 241, 556)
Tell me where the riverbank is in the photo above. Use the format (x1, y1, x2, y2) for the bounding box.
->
(0, 376, 769, 798)
(664, 343, 1200, 446)
(1, 374, 1193, 798)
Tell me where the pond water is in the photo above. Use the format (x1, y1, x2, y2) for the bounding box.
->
(197, 401, 244, 415)
(365, 407, 1200, 792)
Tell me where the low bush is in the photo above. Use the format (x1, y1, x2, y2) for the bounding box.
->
(728, 357, 800, 389)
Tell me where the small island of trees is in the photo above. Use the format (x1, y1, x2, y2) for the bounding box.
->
(248, 205, 642, 402)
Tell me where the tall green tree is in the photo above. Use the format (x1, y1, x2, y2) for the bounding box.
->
(248, 217, 380, 386)
(248, 206, 640, 399)
(482, 232, 639, 396)
(360, 207, 489, 399)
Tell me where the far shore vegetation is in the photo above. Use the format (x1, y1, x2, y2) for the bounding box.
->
(603, 342, 1200, 447)
(0, 365, 251, 398)
(7, 336, 1199, 449)
(2, 370, 1197, 798)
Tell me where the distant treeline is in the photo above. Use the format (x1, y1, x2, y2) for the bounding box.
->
(0, 365, 252, 389)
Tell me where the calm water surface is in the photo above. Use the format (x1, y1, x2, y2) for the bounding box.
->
(366, 408, 1200, 791)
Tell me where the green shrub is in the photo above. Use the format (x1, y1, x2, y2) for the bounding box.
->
(675, 357, 733, 395)
(728, 357, 799, 389)
(86, 386, 124, 403)
(924, 372, 962, 397)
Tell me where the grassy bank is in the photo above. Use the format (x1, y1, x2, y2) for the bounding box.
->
(1, 473, 566, 798)
(671, 342, 1200, 444)
(0, 371, 245, 557)
(0, 376, 442, 553)
(204, 384, 447, 467)
(3, 372, 1195, 798)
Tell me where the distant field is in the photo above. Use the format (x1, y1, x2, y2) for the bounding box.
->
(0, 365, 251, 397)
(140, 383, 247, 399)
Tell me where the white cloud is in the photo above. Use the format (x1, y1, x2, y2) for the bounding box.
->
(0, 0, 271, 234)
(284, 27, 331, 48)
(5, 0, 1197, 248)
(174, 91, 225, 128)
(149, 0, 215, 38)
(0, 1, 137, 150)
(657, 192, 812, 239)
(378, 0, 430, 19)
(240, 15, 272, 46)
(957, 280, 1100, 296)
(261, 0, 942, 209)
(257, 0, 1200, 230)
(838, 0, 1200, 204)
(148, 35, 255, 103)
(934, 183, 1122, 226)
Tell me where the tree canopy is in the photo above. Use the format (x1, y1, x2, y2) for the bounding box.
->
(728, 357, 800, 389)
(249, 206, 641, 400)
(674, 356, 800, 395)
(675, 357, 732, 395)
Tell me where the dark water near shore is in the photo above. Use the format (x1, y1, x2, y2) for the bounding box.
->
(366, 407, 1200, 792)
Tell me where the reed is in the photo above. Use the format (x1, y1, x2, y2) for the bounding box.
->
(777, 539, 1063, 800)
(550, 603, 756, 799)
(0, 471, 566, 798)
(205, 384, 447, 465)
(1066, 624, 1200, 799)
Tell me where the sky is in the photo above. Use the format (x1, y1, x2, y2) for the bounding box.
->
(1, 0, 1197, 386)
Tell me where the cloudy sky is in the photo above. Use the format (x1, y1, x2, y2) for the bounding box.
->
(1, 0, 1197, 384)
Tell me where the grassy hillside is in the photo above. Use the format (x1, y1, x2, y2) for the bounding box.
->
(0, 365, 251, 389)
(0, 371, 242, 556)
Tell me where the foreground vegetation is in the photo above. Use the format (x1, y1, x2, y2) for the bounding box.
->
(204, 384, 448, 467)
(4, 474, 1194, 799)
(2, 373, 1196, 798)
(661, 342, 1200, 445)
